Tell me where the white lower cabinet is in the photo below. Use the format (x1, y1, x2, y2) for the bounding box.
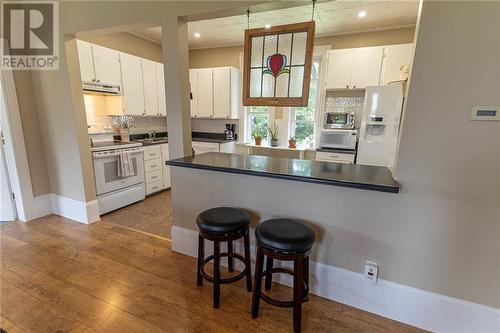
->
(192, 142, 220, 155)
(143, 143, 170, 195)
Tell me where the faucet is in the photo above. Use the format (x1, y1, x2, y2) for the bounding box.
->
(148, 130, 157, 139)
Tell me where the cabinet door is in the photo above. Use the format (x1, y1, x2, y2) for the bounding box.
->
(142, 59, 159, 116)
(213, 67, 231, 119)
(156, 63, 167, 115)
(192, 142, 220, 155)
(189, 69, 198, 117)
(120, 53, 145, 115)
(77, 40, 95, 83)
(196, 68, 214, 118)
(325, 49, 354, 89)
(350, 47, 384, 88)
(381, 44, 413, 84)
(161, 144, 171, 189)
(92, 45, 121, 85)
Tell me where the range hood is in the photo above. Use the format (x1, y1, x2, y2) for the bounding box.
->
(83, 81, 121, 96)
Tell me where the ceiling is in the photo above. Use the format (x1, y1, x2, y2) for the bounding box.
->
(130, 1, 419, 49)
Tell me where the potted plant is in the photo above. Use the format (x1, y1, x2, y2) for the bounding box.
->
(288, 136, 297, 149)
(267, 123, 280, 147)
(111, 115, 135, 142)
(252, 132, 263, 146)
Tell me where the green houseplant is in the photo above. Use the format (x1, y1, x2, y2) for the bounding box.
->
(267, 123, 280, 147)
(288, 136, 297, 149)
(252, 131, 263, 146)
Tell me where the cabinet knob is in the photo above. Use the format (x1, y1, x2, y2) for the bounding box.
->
(97, 79, 100, 83)
(353, 85, 356, 88)
(346, 85, 349, 88)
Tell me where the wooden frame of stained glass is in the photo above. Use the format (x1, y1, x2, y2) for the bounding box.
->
(243, 21, 315, 107)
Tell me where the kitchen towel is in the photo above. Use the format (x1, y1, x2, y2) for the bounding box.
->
(118, 151, 135, 178)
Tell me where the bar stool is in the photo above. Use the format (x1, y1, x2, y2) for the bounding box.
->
(196, 207, 253, 308)
(251, 218, 315, 333)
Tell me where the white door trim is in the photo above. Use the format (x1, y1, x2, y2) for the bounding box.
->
(0, 38, 35, 221)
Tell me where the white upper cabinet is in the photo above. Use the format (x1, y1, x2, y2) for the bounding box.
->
(350, 47, 384, 88)
(213, 67, 232, 119)
(92, 45, 121, 86)
(142, 59, 159, 116)
(195, 68, 214, 118)
(325, 49, 354, 89)
(120, 53, 145, 115)
(76, 40, 121, 85)
(77, 41, 95, 83)
(189, 69, 198, 117)
(190, 67, 239, 119)
(156, 63, 166, 116)
(380, 44, 413, 84)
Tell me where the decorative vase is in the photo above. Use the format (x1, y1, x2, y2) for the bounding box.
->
(270, 139, 278, 147)
(119, 128, 130, 142)
(255, 138, 262, 146)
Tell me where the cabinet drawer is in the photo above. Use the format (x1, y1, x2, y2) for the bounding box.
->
(145, 169, 163, 184)
(316, 151, 355, 164)
(146, 180, 163, 195)
(144, 158, 162, 172)
(144, 146, 162, 161)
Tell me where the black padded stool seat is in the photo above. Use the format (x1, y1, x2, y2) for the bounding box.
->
(256, 219, 315, 254)
(197, 207, 250, 235)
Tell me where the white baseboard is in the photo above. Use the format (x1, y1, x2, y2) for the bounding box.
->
(51, 194, 100, 224)
(31, 193, 100, 224)
(32, 194, 53, 219)
(171, 225, 500, 333)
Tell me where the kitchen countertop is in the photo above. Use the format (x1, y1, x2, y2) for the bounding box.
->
(166, 152, 400, 193)
(127, 132, 237, 146)
(136, 137, 237, 146)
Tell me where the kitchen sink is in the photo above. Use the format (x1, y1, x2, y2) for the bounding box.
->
(136, 137, 168, 144)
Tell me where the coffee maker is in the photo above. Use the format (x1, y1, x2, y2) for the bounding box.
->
(224, 124, 235, 140)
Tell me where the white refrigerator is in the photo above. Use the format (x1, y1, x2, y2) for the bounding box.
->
(357, 82, 404, 168)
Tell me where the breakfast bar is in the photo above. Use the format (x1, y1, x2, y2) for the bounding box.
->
(166, 152, 400, 193)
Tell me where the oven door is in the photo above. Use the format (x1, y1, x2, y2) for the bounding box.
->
(319, 130, 357, 149)
(93, 150, 144, 195)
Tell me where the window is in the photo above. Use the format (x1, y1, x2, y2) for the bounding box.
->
(247, 106, 269, 141)
(289, 60, 320, 147)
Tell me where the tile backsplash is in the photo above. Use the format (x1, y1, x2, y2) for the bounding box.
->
(191, 118, 238, 134)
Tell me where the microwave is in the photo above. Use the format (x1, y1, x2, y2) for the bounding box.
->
(324, 112, 355, 129)
(319, 129, 358, 150)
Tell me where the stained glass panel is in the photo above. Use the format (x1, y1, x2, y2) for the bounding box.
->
(244, 21, 315, 106)
(250, 36, 263, 67)
(291, 32, 307, 65)
(289, 66, 304, 97)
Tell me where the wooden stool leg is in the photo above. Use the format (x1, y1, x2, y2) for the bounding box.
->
(293, 255, 305, 333)
(251, 247, 264, 319)
(213, 240, 221, 308)
(304, 256, 310, 301)
(227, 240, 234, 272)
(265, 256, 273, 291)
(243, 233, 253, 292)
(197, 235, 204, 286)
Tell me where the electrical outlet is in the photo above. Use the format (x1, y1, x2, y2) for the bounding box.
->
(364, 261, 378, 283)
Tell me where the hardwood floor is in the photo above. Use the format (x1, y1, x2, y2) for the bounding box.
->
(0, 216, 423, 333)
(101, 190, 172, 239)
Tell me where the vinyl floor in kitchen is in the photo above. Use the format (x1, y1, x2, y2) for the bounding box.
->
(101, 189, 172, 239)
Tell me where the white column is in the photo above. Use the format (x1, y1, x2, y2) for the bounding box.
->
(161, 15, 192, 159)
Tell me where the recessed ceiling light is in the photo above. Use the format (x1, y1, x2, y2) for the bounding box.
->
(358, 10, 367, 18)
(265, 24, 271, 29)
(194, 32, 201, 38)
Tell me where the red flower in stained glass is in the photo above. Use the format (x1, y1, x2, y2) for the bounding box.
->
(263, 53, 290, 77)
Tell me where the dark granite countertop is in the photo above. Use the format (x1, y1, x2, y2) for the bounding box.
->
(166, 152, 400, 193)
(125, 132, 237, 146)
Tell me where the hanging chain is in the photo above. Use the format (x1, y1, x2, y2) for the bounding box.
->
(311, 0, 317, 21)
(247, 8, 250, 29)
